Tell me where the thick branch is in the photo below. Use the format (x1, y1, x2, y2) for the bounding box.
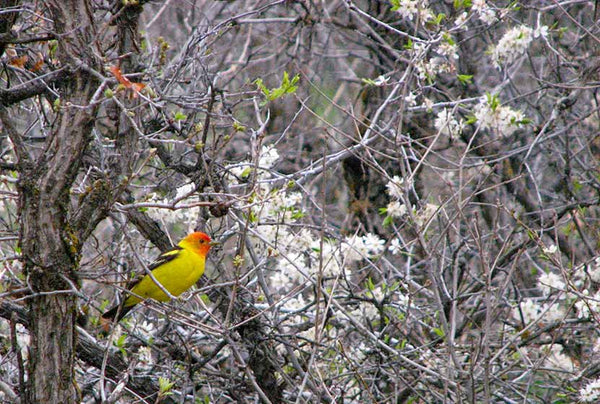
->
(0, 67, 70, 107)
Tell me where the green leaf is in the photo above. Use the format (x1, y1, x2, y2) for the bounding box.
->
(454, 0, 472, 9)
(431, 13, 445, 25)
(240, 167, 252, 179)
(457, 74, 473, 84)
(232, 121, 246, 132)
(390, 0, 400, 11)
(114, 334, 127, 348)
(361, 77, 377, 86)
(486, 92, 500, 111)
(433, 327, 445, 337)
(254, 71, 300, 103)
(173, 111, 187, 121)
(291, 210, 305, 220)
(442, 33, 456, 46)
(158, 377, 175, 396)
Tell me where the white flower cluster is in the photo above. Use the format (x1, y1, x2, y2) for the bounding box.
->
(145, 183, 202, 233)
(349, 301, 379, 323)
(575, 290, 600, 319)
(387, 201, 407, 218)
(437, 40, 459, 61)
(389, 238, 402, 255)
(228, 145, 280, 181)
(384, 176, 439, 228)
(542, 344, 575, 372)
(386, 175, 405, 200)
(416, 36, 460, 80)
(258, 146, 280, 169)
(580, 378, 600, 402)
(473, 95, 526, 137)
(385, 175, 408, 220)
(511, 298, 566, 326)
(404, 92, 417, 107)
(588, 256, 600, 282)
(345, 285, 409, 328)
(512, 298, 540, 324)
(472, 0, 496, 25)
(538, 271, 565, 296)
(393, 0, 430, 22)
(490, 25, 533, 69)
(454, 12, 469, 30)
(341, 233, 386, 262)
(434, 108, 464, 138)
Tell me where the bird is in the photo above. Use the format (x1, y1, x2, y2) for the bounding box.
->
(101, 232, 213, 330)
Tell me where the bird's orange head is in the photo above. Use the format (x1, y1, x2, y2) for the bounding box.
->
(180, 231, 212, 256)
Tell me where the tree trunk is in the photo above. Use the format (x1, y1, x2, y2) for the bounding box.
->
(14, 1, 100, 402)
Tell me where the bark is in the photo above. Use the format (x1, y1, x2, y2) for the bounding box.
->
(5, 1, 100, 402)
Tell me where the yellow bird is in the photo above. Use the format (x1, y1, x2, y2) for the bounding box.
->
(101, 232, 213, 328)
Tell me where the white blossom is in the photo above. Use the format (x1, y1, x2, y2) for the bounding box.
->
(349, 302, 379, 322)
(386, 175, 404, 200)
(542, 244, 557, 255)
(414, 203, 439, 227)
(575, 290, 600, 319)
(473, 95, 526, 137)
(434, 108, 464, 138)
(395, 289, 409, 307)
(454, 11, 469, 29)
(539, 302, 565, 323)
(472, 0, 496, 25)
(369, 286, 385, 302)
(512, 298, 540, 324)
(404, 92, 417, 107)
(490, 25, 533, 69)
(275, 251, 307, 286)
(534, 25, 549, 38)
(387, 201, 407, 218)
(538, 271, 565, 296)
(373, 75, 389, 86)
(589, 257, 600, 282)
(393, 0, 429, 21)
(389, 238, 402, 255)
(438, 41, 459, 60)
(580, 378, 600, 402)
(421, 97, 434, 110)
(174, 183, 195, 199)
(227, 163, 251, 182)
(542, 344, 574, 372)
(362, 233, 385, 256)
(341, 233, 386, 262)
(137, 346, 154, 367)
(259, 146, 280, 169)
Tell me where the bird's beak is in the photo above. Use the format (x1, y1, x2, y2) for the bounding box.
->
(209, 241, 220, 247)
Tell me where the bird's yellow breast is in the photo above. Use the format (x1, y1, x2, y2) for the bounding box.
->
(124, 248, 206, 307)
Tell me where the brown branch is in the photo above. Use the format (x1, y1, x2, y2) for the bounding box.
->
(0, 67, 70, 107)
(125, 204, 172, 252)
(0, 32, 55, 45)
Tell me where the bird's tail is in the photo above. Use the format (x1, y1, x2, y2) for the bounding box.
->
(100, 304, 133, 333)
